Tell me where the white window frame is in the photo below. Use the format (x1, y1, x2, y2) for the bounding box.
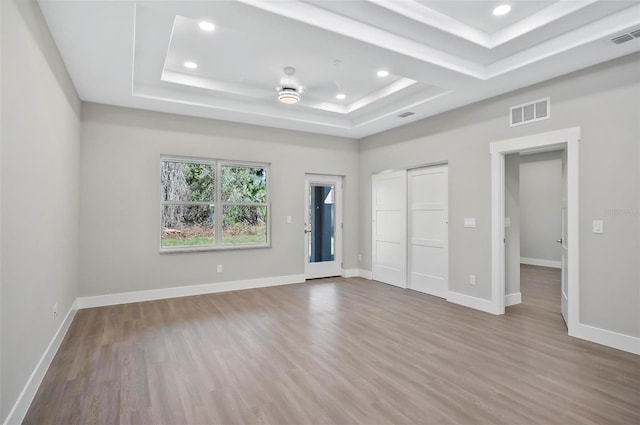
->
(160, 155, 271, 253)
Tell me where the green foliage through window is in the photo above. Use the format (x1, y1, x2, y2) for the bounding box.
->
(161, 158, 269, 250)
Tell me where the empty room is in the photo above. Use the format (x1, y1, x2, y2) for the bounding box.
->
(2, 0, 639, 424)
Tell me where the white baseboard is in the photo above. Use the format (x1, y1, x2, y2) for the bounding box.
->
(3, 301, 78, 425)
(358, 269, 373, 280)
(520, 257, 561, 268)
(447, 291, 499, 315)
(76, 274, 305, 309)
(341, 268, 359, 278)
(571, 323, 640, 355)
(505, 292, 522, 306)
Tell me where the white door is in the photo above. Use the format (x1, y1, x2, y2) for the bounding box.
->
(560, 149, 568, 325)
(372, 170, 407, 288)
(305, 175, 342, 279)
(408, 165, 449, 297)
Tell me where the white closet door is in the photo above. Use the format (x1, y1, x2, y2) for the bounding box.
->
(372, 170, 407, 288)
(408, 165, 448, 297)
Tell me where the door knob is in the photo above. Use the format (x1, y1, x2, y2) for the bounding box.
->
(556, 238, 563, 244)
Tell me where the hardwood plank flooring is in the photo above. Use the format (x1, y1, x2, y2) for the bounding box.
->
(24, 266, 640, 424)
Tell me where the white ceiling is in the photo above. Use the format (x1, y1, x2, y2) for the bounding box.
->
(39, 0, 640, 138)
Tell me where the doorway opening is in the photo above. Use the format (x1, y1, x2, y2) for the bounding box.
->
(504, 150, 565, 326)
(490, 127, 580, 336)
(304, 175, 343, 279)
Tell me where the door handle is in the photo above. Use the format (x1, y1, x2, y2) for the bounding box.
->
(556, 238, 563, 244)
(304, 229, 312, 234)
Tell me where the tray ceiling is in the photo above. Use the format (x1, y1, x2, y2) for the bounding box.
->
(38, 0, 640, 138)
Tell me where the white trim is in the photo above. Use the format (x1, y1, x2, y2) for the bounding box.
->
(341, 268, 359, 278)
(490, 127, 580, 337)
(446, 291, 498, 315)
(505, 292, 522, 307)
(76, 275, 304, 309)
(571, 323, 640, 355)
(3, 301, 78, 425)
(359, 269, 373, 280)
(520, 257, 561, 268)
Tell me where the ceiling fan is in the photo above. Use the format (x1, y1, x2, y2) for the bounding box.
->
(276, 67, 303, 104)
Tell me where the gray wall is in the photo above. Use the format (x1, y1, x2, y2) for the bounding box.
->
(79, 103, 359, 297)
(0, 0, 80, 420)
(359, 54, 640, 338)
(519, 151, 562, 262)
(505, 154, 520, 296)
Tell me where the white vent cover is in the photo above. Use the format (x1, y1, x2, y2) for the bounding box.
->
(510, 97, 550, 127)
(611, 28, 640, 44)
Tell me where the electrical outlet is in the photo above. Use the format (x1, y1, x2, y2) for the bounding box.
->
(593, 220, 603, 234)
(286, 215, 292, 224)
(53, 303, 58, 320)
(469, 275, 476, 286)
(358, 254, 362, 262)
(217, 264, 223, 273)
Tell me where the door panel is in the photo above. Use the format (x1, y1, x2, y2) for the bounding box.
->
(372, 170, 407, 288)
(561, 149, 569, 325)
(305, 175, 342, 279)
(408, 165, 448, 298)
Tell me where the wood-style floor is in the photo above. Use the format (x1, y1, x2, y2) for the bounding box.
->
(25, 265, 640, 424)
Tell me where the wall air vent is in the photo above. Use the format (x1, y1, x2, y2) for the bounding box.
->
(398, 111, 415, 118)
(630, 29, 640, 38)
(510, 97, 550, 127)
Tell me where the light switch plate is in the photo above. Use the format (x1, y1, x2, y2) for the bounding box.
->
(505, 217, 511, 228)
(593, 220, 603, 234)
(286, 216, 292, 224)
(464, 218, 477, 228)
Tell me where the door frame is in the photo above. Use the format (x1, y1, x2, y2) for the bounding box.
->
(490, 127, 580, 336)
(304, 174, 343, 279)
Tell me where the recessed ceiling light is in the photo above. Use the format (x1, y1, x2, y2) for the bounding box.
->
(493, 4, 511, 16)
(183, 61, 198, 69)
(377, 70, 389, 77)
(336, 93, 346, 100)
(199, 21, 215, 32)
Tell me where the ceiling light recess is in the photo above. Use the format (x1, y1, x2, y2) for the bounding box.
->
(493, 4, 511, 16)
(199, 21, 215, 32)
(377, 70, 389, 77)
(183, 61, 198, 69)
(278, 87, 301, 105)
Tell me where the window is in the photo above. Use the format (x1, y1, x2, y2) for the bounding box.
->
(160, 156, 269, 252)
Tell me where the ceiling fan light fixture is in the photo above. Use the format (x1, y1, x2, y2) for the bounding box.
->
(336, 93, 346, 100)
(278, 87, 301, 104)
(377, 70, 389, 77)
(493, 4, 511, 16)
(183, 61, 198, 69)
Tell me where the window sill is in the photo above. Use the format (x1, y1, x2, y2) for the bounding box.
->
(159, 244, 271, 254)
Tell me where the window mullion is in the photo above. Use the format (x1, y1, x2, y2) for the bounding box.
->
(215, 160, 222, 245)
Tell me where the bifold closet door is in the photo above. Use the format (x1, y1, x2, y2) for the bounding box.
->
(408, 165, 449, 298)
(372, 170, 407, 288)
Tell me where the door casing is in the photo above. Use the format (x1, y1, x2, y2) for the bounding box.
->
(490, 127, 580, 337)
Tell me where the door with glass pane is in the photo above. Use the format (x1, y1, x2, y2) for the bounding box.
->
(305, 175, 342, 279)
